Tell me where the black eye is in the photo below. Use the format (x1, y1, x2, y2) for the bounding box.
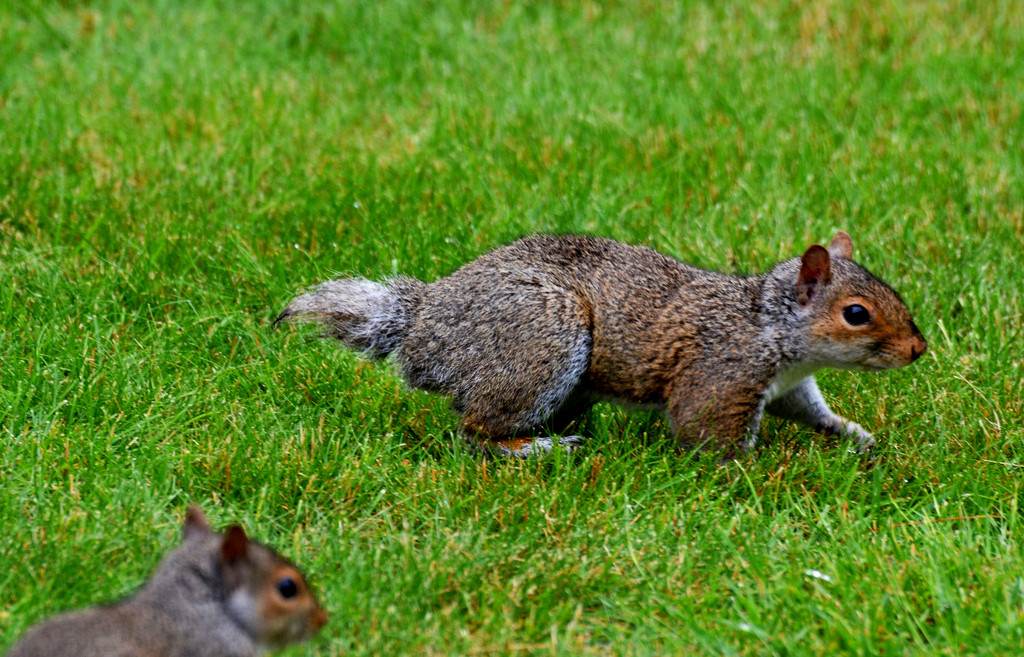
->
(276, 577, 298, 599)
(842, 304, 871, 326)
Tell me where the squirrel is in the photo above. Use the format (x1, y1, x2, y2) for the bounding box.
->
(7, 506, 328, 657)
(276, 232, 926, 459)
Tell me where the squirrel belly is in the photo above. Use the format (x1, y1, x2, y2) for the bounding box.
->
(278, 232, 926, 458)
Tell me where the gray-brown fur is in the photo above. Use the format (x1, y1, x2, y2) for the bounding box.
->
(8, 507, 327, 657)
(278, 233, 926, 458)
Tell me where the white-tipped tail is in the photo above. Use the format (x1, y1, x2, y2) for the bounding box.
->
(275, 278, 417, 359)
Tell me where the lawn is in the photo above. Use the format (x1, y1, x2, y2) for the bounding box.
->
(1, 1, 1022, 655)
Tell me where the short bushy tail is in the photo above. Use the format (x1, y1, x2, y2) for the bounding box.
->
(275, 277, 423, 359)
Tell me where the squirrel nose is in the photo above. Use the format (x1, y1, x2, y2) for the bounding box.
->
(313, 607, 328, 630)
(910, 337, 927, 362)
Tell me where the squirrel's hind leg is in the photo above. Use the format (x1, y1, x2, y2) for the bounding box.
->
(410, 277, 593, 458)
(460, 388, 593, 459)
(458, 336, 593, 459)
(464, 433, 586, 459)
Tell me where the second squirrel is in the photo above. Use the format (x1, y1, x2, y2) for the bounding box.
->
(278, 232, 926, 458)
(7, 507, 328, 657)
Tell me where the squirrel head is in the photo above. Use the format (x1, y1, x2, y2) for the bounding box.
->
(787, 232, 927, 370)
(183, 506, 329, 648)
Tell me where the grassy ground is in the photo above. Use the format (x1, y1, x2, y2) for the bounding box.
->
(1, 1, 1023, 655)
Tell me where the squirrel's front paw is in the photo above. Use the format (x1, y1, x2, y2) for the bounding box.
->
(842, 423, 875, 454)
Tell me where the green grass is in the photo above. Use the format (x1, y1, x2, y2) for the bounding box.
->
(2, 0, 1023, 655)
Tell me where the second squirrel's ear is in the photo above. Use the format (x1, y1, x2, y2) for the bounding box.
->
(221, 525, 250, 564)
(796, 244, 832, 307)
(827, 231, 854, 259)
(184, 505, 212, 541)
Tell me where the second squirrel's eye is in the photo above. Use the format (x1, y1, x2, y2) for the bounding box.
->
(276, 577, 299, 599)
(842, 304, 871, 326)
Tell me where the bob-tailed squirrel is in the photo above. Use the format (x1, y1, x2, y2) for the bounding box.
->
(277, 232, 926, 459)
(7, 506, 328, 657)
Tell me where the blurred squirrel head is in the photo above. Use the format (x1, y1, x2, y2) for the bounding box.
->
(788, 231, 927, 370)
(183, 506, 329, 648)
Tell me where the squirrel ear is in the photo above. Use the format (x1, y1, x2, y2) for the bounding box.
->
(184, 505, 212, 541)
(221, 525, 250, 564)
(827, 231, 854, 260)
(796, 244, 832, 307)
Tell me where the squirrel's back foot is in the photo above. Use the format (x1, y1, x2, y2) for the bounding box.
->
(467, 435, 585, 459)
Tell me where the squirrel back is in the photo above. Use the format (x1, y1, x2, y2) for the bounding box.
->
(278, 232, 926, 458)
(7, 507, 328, 657)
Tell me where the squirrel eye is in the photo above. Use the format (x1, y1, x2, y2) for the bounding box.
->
(842, 304, 871, 326)
(276, 577, 299, 599)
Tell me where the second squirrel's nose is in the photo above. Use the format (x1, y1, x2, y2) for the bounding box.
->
(314, 607, 328, 630)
